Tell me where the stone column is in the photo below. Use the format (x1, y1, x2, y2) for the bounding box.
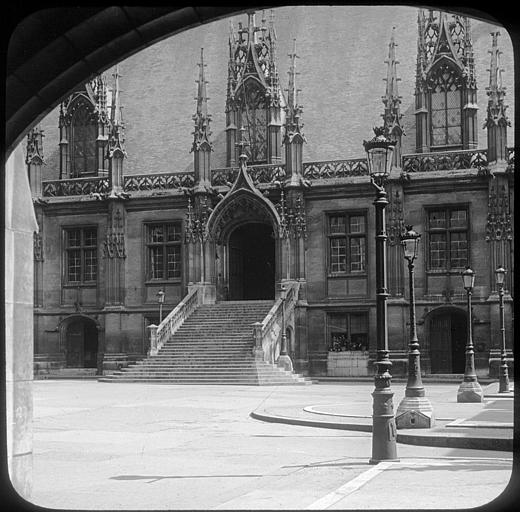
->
(6, 144, 38, 499)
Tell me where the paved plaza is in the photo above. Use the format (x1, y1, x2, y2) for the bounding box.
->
(21, 380, 515, 510)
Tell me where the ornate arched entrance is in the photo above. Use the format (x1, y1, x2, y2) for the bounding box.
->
(427, 307, 467, 373)
(62, 316, 99, 368)
(206, 163, 283, 302)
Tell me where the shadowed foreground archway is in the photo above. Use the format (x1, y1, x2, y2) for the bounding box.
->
(6, 6, 250, 155)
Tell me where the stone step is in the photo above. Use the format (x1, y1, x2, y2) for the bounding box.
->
(100, 379, 310, 385)
(106, 299, 309, 386)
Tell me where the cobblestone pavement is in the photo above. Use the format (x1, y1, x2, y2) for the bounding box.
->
(22, 380, 515, 510)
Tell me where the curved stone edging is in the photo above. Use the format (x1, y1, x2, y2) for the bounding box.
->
(250, 410, 513, 451)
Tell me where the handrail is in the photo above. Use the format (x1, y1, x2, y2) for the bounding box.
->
(148, 287, 199, 356)
(253, 282, 299, 364)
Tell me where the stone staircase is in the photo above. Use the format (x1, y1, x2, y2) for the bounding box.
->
(99, 301, 311, 385)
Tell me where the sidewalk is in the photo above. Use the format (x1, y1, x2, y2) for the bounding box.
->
(251, 381, 514, 451)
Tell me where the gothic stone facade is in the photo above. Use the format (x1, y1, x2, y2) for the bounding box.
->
(27, 9, 514, 378)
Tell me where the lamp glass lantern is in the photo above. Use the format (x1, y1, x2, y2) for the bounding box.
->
(495, 266, 506, 286)
(363, 127, 396, 180)
(400, 225, 421, 261)
(461, 267, 475, 291)
(157, 290, 165, 303)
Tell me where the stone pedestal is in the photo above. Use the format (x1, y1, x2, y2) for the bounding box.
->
(457, 380, 483, 402)
(396, 397, 435, 429)
(277, 354, 293, 372)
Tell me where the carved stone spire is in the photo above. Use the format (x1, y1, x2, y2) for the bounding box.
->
(485, 32, 510, 164)
(382, 27, 404, 166)
(192, 48, 212, 152)
(284, 39, 306, 188)
(26, 125, 44, 166)
(108, 65, 126, 159)
(192, 48, 212, 193)
(26, 125, 45, 198)
(285, 39, 303, 136)
(226, 9, 282, 165)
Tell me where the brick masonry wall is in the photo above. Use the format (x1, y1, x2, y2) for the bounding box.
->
(35, 6, 514, 179)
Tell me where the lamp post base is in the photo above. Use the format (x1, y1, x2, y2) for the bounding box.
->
(457, 380, 483, 402)
(498, 362, 510, 393)
(277, 354, 293, 372)
(396, 396, 435, 429)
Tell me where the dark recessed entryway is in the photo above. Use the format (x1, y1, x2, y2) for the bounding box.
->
(429, 309, 467, 373)
(65, 318, 99, 368)
(228, 223, 275, 300)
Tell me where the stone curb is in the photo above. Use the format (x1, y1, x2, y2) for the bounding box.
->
(249, 410, 513, 452)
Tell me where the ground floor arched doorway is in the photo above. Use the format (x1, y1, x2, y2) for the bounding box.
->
(65, 317, 99, 368)
(428, 308, 467, 373)
(228, 223, 275, 300)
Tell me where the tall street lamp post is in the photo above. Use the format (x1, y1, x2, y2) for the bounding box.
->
(495, 267, 510, 393)
(395, 226, 434, 429)
(157, 289, 165, 324)
(363, 127, 399, 464)
(457, 267, 483, 402)
(277, 284, 293, 372)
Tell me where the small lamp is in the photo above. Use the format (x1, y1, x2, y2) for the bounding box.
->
(400, 225, 421, 262)
(461, 267, 475, 291)
(495, 266, 506, 287)
(363, 127, 396, 180)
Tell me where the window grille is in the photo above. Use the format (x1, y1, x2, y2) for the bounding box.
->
(427, 207, 468, 271)
(328, 213, 366, 275)
(64, 227, 98, 284)
(146, 223, 182, 281)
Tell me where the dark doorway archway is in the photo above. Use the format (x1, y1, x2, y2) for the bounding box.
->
(228, 223, 275, 300)
(65, 317, 99, 368)
(428, 309, 467, 373)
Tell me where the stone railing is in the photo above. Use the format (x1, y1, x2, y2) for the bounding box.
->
(252, 281, 299, 365)
(124, 172, 195, 192)
(302, 158, 369, 180)
(211, 163, 286, 186)
(42, 177, 110, 197)
(148, 287, 199, 356)
(402, 148, 488, 173)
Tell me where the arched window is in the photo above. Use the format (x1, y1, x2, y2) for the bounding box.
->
(71, 103, 97, 177)
(428, 63, 463, 148)
(238, 81, 267, 164)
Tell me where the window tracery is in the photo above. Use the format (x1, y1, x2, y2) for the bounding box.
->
(70, 102, 97, 177)
(428, 63, 463, 147)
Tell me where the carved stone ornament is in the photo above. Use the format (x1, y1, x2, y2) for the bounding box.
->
(486, 184, 513, 242)
(386, 189, 405, 247)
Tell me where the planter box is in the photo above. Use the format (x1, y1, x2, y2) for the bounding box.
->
(327, 351, 369, 377)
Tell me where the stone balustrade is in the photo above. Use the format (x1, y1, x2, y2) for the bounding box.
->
(41, 147, 514, 198)
(253, 282, 299, 365)
(42, 176, 110, 197)
(302, 158, 369, 179)
(402, 148, 488, 173)
(124, 172, 194, 191)
(149, 287, 199, 356)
